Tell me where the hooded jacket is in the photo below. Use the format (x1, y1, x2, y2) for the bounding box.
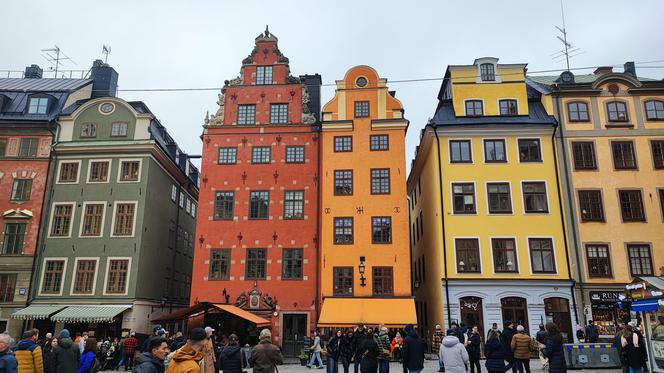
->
(510, 332, 533, 360)
(401, 329, 425, 371)
(53, 338, 79, 373)
(134, 352, 165, 373)
(15, 338, 44, 373)
(0, 349, 18, 373)
(165, 344, 203, 373)
(216, 346, 243, 373)
(439, 336, 469, 373)
(541, 333, 566, 373)
(499, 327, 515, 362)
(484, 338, 510, 373)
(374, 331, 391, 360)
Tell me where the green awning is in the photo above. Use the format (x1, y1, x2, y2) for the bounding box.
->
(11, 305, 66, 320)
(50, 305, 131, 323)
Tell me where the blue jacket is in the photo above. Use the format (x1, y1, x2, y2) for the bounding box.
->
(401, 330, 425, 371)
(541, 334, 566, 373)
(0, 350, 18, 373)
(484, 339, 510, 373)
(77, 351, 95, 373)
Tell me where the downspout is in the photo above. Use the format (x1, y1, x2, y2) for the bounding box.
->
(432, 125, 452, 328)
(406, 196, 414, 296)
(314, 124, 321, 328)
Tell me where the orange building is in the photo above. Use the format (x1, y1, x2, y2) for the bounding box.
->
(317, 66, 416, 328)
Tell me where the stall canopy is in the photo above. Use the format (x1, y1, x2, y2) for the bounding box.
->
(317, 297, 417, 328)
(50, 305, 131, 323)
(631, 299, 660, 312)
(11, 305, 66, 320)
(151, 302, 270, 327)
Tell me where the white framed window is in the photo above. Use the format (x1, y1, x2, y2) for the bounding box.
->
(38, 257, 68, 296)
(171, 185, 177, 202)
(48, 202, 76, 238)
(70, 257, 99, 295)
(111, 122, 128, 137)
(78, 201, 107, 238)
(179, 192, 184, 208)
(102, 257, 132, 295)
(521, 181, 550, 214)
(117, 159, 142, 183)
(186, 198, 191, 214)
(56, 160, 82, 184)
(80, 123, 97, 138)
(191, 203, 197, 218)
(110, 201, 138, 237)
(86, 159, 111, 183)
(28, 97, 49, 114)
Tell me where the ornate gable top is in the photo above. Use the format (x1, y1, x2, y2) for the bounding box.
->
(255, 25, 278, 42)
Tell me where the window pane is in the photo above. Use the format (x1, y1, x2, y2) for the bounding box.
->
(523, 182, 548, 213)
(252, 146, 271, 164)
(645, 100, 664, 120)
(218, 148, 237, 164)
(256, 66, 273, 85)
(492, 238, 518, 272)
(19, 138, 38, 157)
(111, 122, 128, 137)
(237, 105, 256, 125)
(371, 217, 392, 244)
(282, 248, 303, 279)
(628, 245, 653, 276)
(10, 179, 32, 201)
(285, 146, 305, 163)
(518, 139, 542, 162)
(452, 183, 475, 213)
(370, 135, 389, 151)
(333, 267, 353, 296)
(210, 249, 231, 280)
(88, 161, 109, 182)
(58, 162, 79, 183)
(652, 141, 664, 169)
(284, 191, 304, 220)
(619, 190, 645, 221)
(572, 142, 597, 170)
(370, 169, 390, 194)
(120, 161, 140, 181)
(354, 101, 370, 117)
(608, 101, 628, 121)
(334, 170, 353, 195)
(113, 203, 135, 236)
(480, 64, 495, 81)
(246, 249, 266, 279)
(529, 238, 555, 273)
(73, 260, 96, 294)
(487, 183, 512, 213)
(334, 136, 352, 152)
(586, 244, 611, 277)
(42, 260, 65, 294)
(334, 218, 353, 244)
(249, 191, 269, 219)
(499, 100, 517, 115)
(2, 223, 26, 254)
(51, 204, 73, 236)
(106, 259, 129, 293)
(81, 204, 104, 236)
(484, 140, 506, 162)
(0, 274, 17, 302)
(270, 104, 288, 124)
(372, 267, 393, 296)
(456, 239, 480, 273)
(450, 140, 471, 162)
(612, 142, 636, 169)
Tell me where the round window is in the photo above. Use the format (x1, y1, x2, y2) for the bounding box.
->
(356, 77, 368, 88)
(99, 102, 115, 114)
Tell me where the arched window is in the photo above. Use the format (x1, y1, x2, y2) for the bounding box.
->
(567, 101, 590, 122)
(480, 63, 495, 81)
(644, 100, 664, 120)
(606, 101, 628, 122)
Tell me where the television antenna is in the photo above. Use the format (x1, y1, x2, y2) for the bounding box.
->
(102, 45, 112, 64)
(550, 0, 583, 71)
(40, 45, 76, 77)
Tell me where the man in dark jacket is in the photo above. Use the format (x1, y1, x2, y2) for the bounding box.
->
(250, 329, 282, 373)
(168, 333, 185, 353)
(134, 337, 169, 373)
(53, 329, 79, 373)
(351, 326, 366, 373)
(500, 321, 516, 373)
(466, 326, 481, 373)
(217, 334, 243, 373)
(584, 321, 599, 343)
(401, 324, 425, 373)
(535, 325, 547, 345)
(0, 333, 18, 373)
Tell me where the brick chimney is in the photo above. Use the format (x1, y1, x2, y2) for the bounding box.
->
(24, 64, 43, 79)
(593, 66, 613, 75)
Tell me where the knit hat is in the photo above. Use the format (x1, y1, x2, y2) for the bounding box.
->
(59, 329, 70, 339)
(446, 328, 455, 336)
(404, 324, 414, 333)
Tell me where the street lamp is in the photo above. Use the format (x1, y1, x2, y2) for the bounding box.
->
(359, 256, 366, 287)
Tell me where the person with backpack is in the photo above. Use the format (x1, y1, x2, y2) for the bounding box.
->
(216, 334, 243, 373)
(54, 329, 79, 373)
(622, 322, 647, 373)
(77, 338, 99, 373)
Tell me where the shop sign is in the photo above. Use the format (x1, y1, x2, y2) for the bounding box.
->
(626, 283, 646, 290)
(590, 291, 621, 304)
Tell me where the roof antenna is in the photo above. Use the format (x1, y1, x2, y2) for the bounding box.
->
(550, 0, 583, 71)
(40, 45, 76, 78)
(102, 45, 112, 64)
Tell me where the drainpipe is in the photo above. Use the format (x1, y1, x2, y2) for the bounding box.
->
(432, 125, 452, 328)
(406, 196, 414, 296)
(314, 125, 321, 329)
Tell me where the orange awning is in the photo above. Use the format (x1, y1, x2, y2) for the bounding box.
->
(151, 303, 270, 328)
(213, 304, 271, 328)
(318, 297, 417, 328)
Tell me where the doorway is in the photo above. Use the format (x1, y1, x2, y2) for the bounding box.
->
(545, 297, 573, 342)
(460, 297, 484, 339)
(282, 314, 307, 357)
(501, 297, 528, 330)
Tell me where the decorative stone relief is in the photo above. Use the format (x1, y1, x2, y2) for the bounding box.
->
(205, 90, 226, 126)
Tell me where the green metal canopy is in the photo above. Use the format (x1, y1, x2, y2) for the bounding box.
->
(11, 305, 66, 320)
(50, 305, 131, 323)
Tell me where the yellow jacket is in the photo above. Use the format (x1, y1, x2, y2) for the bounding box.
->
(15, 339, 44, 373)
(166, 344, 203, 373)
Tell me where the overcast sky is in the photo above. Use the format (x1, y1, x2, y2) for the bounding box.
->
(2, 0, 663, 171)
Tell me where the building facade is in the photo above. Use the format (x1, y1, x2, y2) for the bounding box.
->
(532, 64, 664, 340)
(191, 28, 321, 356)
(409, 58, 577, 342)
(317, 66, 416, 328)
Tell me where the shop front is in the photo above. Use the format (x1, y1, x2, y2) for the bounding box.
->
(587, 290, 629, 340)
(624, 277, 664, 373)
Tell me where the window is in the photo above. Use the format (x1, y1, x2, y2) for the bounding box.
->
(334, 136, 352, 152)
(354, 101, 369, 117)
(0, 274, 16, 302)
(480, 63, 495, 81)
(209, 249, 231, 280)
(58, 162, 79, 183)
(106, 259, 129, 294)
(518, 139, 542, 162)
(372, 267, 393, 296)
(567, 102, 590, 122)
(577, 190, 604, 222)
(465, 100, 483, 116)
(572, 142, 597, 170)
(88, 161, 109, 182)
(0, 139, 6, 157)
(113, 203, 135, 236)
(523, 182, 548, 213)
(249, 191, 269, 219)
(499, 99, 517, 115)
(492, 238, 518, 272)
(28, 97, 49, 114)
(450, 140, 472, 163)
(334, 170, 353, 195)
(80, 123, 97, 138)
(370, 169, 390, 194)
(282, 248, 303, 280)
(607, 101, 628, 122)
(171, 185, 177, 202)
(81, 204, 104, 236)
(237, 105, 256, 125)
(10, 179, 32, 201)
(484, 139, 506, 162)
(179, 192, 184, 208)
(586, 244, 612, 278)
(628, 245, 653, 276)
(455, 238, 481, 273)
(487, 183, 512, 213)
(334, 217, 353, 244)
(251, 146, 271, 164)
(246, 249, 267, 280)
(285, 146, 305, 163)
(333, 267, 353, 296)
(371, 217, 392, 244)
(612, 141, 637, 169)
(370, 135, 389, 151)
(645, 100, 664, 120)
(42, 260, 65, 294)
(619, 190, 645, 222)
(284, 191, 304, 220)
(50, 204, 73, 236)
(111, 122, 128, 137)
(256, 66, 273, 85)
(119, 161, 140, 181)
(214, 192, 234, 220)
(651, 140, 664, 169)
(19, 138, 38, 157)
(270, 104, 288, 124)
(452, 183, 476, 214)
(72, 260, 96, 294)
(185, 199, 191, 214)
(218, 147, 237, 165)
(2, 223, 26, 254)
(529, 238, 556, 273)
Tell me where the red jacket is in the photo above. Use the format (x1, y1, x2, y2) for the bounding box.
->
(123, 337, 138, 355)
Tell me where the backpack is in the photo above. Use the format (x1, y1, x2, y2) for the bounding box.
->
(89, 357, 101, 373)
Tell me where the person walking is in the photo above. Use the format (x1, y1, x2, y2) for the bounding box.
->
(484, 331, 511, 373)
(401, 324, 425, 373)
(499, 321, 516, 373)
(584, 321, 599, 343)
(621, 323, 647, 373)
(510, 326, 532, 373)
(123, 333, 138, 371)
(432, 325, 444, 373)
(340, 330, 353, 373)
(200, 327, 216, 373)
(77, 338, 98, 373)
(216, 334, 243, 373)
(166, 328, 206, 373)
(356, 331, 379, 373)
(250, 329, 283, 373)
(134, 336, 169, 373)
(0, 333, 18, 373)
(42, 338, 57, 373)
(466, 326, 481, 373)
(540, 323, 566, 373)
(438, 329, 469, 373)
(351, 327, 366, 373)
(374, 328, 391, 373)
(53, 330, 79, 373)
(16, 329, 44, 373)
(307, 331, 324, 369)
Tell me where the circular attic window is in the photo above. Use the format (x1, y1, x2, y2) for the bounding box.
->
(99, 102, 115, 115)
(356, 77, 368, 88)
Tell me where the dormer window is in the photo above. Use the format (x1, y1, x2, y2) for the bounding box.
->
(465, 100, 483, 116)
(480, 63, 495, 81)
(607, 101, 628, 122)
(256, 66, 273, 85)
(28, 97, 49, 114)
(499, 99, 518, 116)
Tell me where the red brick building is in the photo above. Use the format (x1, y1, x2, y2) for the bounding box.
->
(191, 28, 321, 355)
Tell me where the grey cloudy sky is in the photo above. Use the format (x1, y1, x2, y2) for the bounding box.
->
(3, 0, 663, 170)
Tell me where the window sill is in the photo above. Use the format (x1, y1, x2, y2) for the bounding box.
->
(605, 123, 634, 129)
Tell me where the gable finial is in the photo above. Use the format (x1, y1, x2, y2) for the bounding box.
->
(265, 25, 270, 37)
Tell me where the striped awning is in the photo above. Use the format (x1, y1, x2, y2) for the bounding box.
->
(11, 305, 66, 320)
(50, 305, 131, 323)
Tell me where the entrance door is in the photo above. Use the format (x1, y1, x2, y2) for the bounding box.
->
(460, 297, 484, 339)
(501, 297, 528, 331)
(545, 297, 573, 343)
(282, 314, 307, 357)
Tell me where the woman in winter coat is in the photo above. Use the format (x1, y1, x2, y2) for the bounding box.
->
(217, 334, 243, 373)
(439, 330, 469, 373)
(356, 332, 379, 373)
(511, 325, 534, 373)
(390, 332, 403, 362)
(540, 322, 566, 373)
(622, 324, 647, 373)
(43, 338, 58, 373)
(466, 326, 481, 373)
(485, 330, 512, 373)
(339, 330, 353, 373)
(78, 338, 98, 373)
(327, 330, 342, 373)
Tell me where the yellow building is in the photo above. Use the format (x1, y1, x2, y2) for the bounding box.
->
(531, 64, 664, 340)
(317, 66, 416, 328)
(409, 58, 578, 341)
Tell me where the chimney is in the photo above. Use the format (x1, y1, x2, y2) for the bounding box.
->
(24, 64, 43, 79)
(593, 66, 613, 75)
(624, 61, 636, 77)
(90, 59, 119, 98)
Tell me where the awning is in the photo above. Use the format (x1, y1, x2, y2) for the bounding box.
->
(151, 303, 208, 324)
(50, 305, 131, 323)
(631, 299, 660, 312)
(213, 304, 271, 328)
(151, 303, 270, 328)
(318, 298, 417, 328)
(11, 305, 66, 320)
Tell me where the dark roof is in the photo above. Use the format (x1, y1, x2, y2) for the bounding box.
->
(0, 78, 92, 122)
(0, 78, 91, 92)
(528, 74, 657, 86)
(431, 100, 556, 126)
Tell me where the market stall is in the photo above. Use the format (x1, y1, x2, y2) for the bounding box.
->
(624, 277, 664, 373)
